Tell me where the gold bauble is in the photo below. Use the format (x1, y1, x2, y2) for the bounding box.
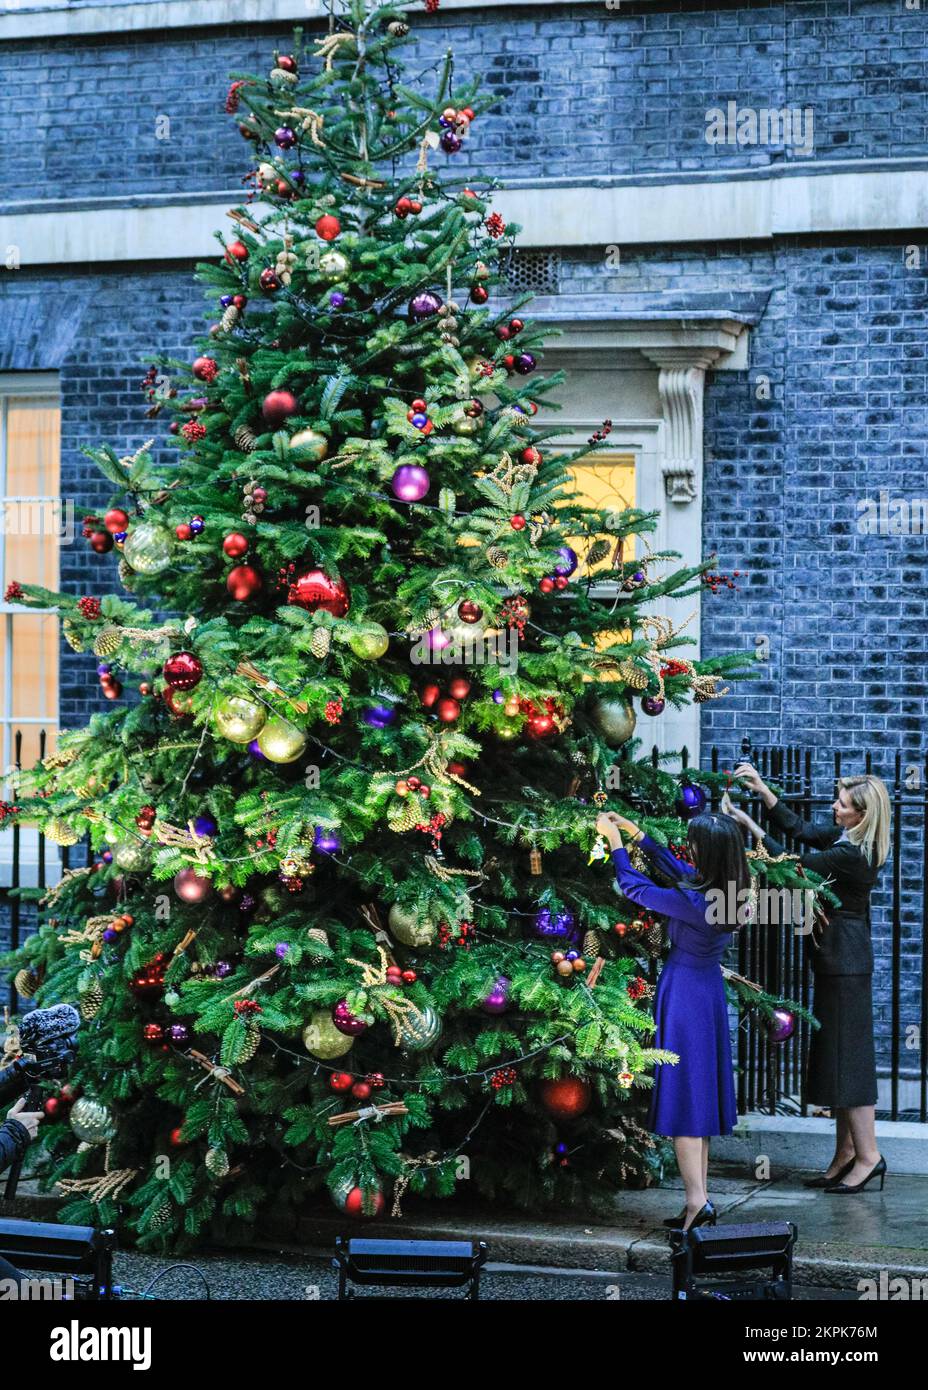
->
(451, 412, 479, 437)
(214, 694, 267, 744)
(396, 1004, 442, 1052)
(256, 716, 307, 763)
(592, 697, 637, 747)
(318, 249, 350, 282)
(348, 623, 390, 660)
(69, 1097, 117, 1146)
(113, 840, 152, 873)
(288, 428, 329, 463)
(302, 1010, 354, 1059)
(388, 902, 437, 948)
(123, 522, 173, 575)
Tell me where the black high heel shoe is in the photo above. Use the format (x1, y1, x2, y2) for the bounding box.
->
(825, 1157, 887, 1194)
(664, 1201, 717, 1231)
(803, 1158, 855, 1189)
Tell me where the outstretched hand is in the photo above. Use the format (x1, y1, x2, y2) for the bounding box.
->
(595, 813, 625, 850)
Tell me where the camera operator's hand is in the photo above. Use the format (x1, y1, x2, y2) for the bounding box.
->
(7, 1096, 43, 1141)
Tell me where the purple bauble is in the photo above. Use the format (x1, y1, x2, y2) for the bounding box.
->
(554, 546, 578, 577)
(168, 1024, 189, 1043)
(675, 781, 708, 820)
(214, 960, 232, 978)
(102, 850, 113, 863)
(768, 1008, 796, 1044)
(103, 928, 118, 943)
(220, 294, 233, 308)
(194, 814, 218, 837)
(533, 908, 579, 943)
(97, 663, 111, 676)
(314, 825, 341, 854)
(515, 353, 537, 375)
(641, 695, 665, 716)
(274, 125, 297, 149)
(440, 131, 462, 154)
(482, 976, 511, 1015)
(391, 464, 430, 502)
(410, 411, 429, 430)
(363, 704, 396, 729)
(329, 290, 345, 308)
(492, 689, 505, 704)
(275, 943, 290, 958)
(332, 998, 368, 1036)
(248, 739, 265, 760)
(408, 290, 443, 321)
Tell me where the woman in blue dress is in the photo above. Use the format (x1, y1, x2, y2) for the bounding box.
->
(596, 810, 750, 1231)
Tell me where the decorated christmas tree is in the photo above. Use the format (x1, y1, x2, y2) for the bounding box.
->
(3, 2, 820, 1246)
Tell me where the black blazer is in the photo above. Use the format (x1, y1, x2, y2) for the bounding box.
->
(762, 800, 881, 976)
(0, 1118, 29, 1176)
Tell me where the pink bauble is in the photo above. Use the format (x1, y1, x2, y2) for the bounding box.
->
(174, 868, 212, 903)
(287, 569, 350, 616)
(332, 999, 368, 1036)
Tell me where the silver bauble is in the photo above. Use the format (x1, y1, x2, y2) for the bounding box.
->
(396, 1004, 442, 1052)
(69, 1097, 117, 1146)
(592, 697, 637, 747)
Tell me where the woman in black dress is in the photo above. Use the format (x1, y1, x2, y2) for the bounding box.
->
(725, 765, 890, 1195)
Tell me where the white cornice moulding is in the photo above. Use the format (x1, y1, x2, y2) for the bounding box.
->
(2, 0, 663, 43)
(2, 166, 926, 269)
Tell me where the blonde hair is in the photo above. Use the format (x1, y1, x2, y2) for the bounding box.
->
(838, 775, 891, 868)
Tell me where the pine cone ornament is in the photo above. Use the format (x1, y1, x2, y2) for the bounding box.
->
(237, 1023, 261, 1063)
(586, 539, 611, 566)
(205, 1148, 230, 1179)
(644, 921, 664, 954)
(13, 968, 39, 998)
(310, 627, 331, 659)
(150, 1200, 173, 1230)
(486, 545, 509, 569)
(78, 980, 104, 1020)
(387, 796, 421, 832)
(234, 424, 257, 453)
(582, 930, 601, 960)
(62, 619, 86, 653)
(45, 817, 80, 847)
(305, 927, 329, 960)
(92, 625, 122, 658)
(117, 558, 137, 590)
(220, 305, 240, 333)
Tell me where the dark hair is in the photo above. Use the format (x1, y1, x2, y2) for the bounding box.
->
(684, 813, 752, 931)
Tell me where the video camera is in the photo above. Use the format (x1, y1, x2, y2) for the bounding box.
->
(0, 1003, 80, 1107)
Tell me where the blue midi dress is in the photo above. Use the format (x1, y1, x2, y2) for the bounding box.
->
(612, 835, 737, 1138)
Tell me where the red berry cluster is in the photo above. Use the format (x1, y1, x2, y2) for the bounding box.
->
(77, 597, 101, 620)
(136, 805, 157, 837)
(588, 417, 613, 446)
(324, 698, 343, 724)
(668, 840, 696, 866)
(500, 594, 530, 636)
(254, 828, 278, 850)
(438, 919, 475, 950)
(627, 975, 648, 1001)
(0, 801, 22, 823)
(181, 420, 207, 443)
(415, 810, 447, 849)
(225, 79, 248, 114)
(139, 365, 158, 399)
(660, 659, 689, 679)
(702, 569, 745, 593)
(489, 1067, 517, 1090)
(4, 582, 23, 602)
(394, 195, 423, 220)
(484, 212, 505, 238)
(386, 962, 418, 986)
(233, 999, 262, 1018)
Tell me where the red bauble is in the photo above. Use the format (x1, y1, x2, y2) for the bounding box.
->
(520, 446, 542, 466)
(169, 1127, 185, 1146)
(420, 683, 440, 708)
(538, 576, 555, 594)
(351, 1081, 372, 1102)
(163, 686, 193, 717)
(227, 564, 263, 601)
(510, 514, 526, 531)
(261, 389, 299, 427)
(43, 1097, 60, 1119)
(277, 54, 298, 73)
(259, 268, 281, 292)
(89, 530, 113, 553)
(539, 1077, 591, 1120)
(175, 523, 192, 541)
(469, 284, 489, 304)
(526, 713, 556, 741)
(315, 214, 341, 241)
(192, 356, 218, 381)
(343, 1185, 385, 1219)
(104, 508, 129, 534)
(222, 532, 249, 559)
(174, 867, 212, 903)
(287, 569, 350, 616)
(448, 677, 471, 700)
(330, 1072, 354, 1093)
(226, 240, 249, 263)
(143, 1023, 165, 1046)
(457, 599, 483, 624)
(162, 651, 203, 691)
(436, 697, 461, 723)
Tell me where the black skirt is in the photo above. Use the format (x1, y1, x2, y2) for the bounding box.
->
(804, 974, 878, 1109)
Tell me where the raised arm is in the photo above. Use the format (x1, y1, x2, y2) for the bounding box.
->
(733, 763, 840, 849)
(611, 846, 706, 924)
(637, 833, 697, 880)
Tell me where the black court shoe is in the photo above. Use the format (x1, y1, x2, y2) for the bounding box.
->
(825, 1157, 887, 1194)
(803, 1158, 855, 1189)
(664, 1201, 717, 1231)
